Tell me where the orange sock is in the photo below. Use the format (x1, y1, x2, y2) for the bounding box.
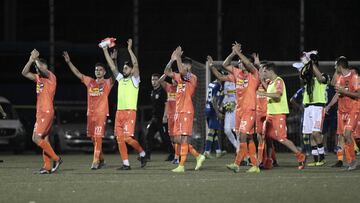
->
(117, 136, 128, 161)
(337, 149, 344, 161)
(125, 137, 144, 153)
(235, 142, 248, 166)
(42, 151, 51, 170)
(180, 144, 189, 166)
(175, 144, 180, 159)
(93, 137, 103, 163)
(37, 139, 59, 161)
(248, 141, 257, 166)
(344, 143, 355, 164)
(188, 144, 200, 158)
(295, 152, 305, 162)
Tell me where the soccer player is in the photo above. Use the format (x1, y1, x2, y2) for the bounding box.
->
(299, 53, 328, 166)
(210, 42, 260, 173)
(255, 59, 278, 169)
(63, 51, 114, 170)
(101, 39, 146, 170)
(207, 56, 238, 152)
(204, 66, 225, 158)
(325, 56, 359, 170)
(163, 46, 206, 173)
(21, 49, 62, 174)
(159, 74, 180, 164)
(145, 73, 173, 161)
(256, 63, 306, 170)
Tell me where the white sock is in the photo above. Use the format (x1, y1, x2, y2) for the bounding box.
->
(139, 151, 146, 157)
(123, 159, 130, 166)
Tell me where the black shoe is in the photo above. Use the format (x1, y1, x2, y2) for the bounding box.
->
(39, 168, 51, 174)
(259, 163, 264, 169)
(138, 156, 151, 162)
(99, 159, 106, 168)
(117, 165, 131, 170)
(140, 156, 147, 168)
(165, 154, 174, 161)
(272, 160, 279, 167)
(0, 160, 4, 163)
(240, 160, 248, 166)
(331, 160, 343, 168)
(51, 157, 63, 173)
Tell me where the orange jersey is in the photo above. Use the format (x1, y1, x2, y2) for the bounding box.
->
(336, 70, 359, 113)
(35, 71, 56, 114)
(173, 73, 197, 114)
(256, 84, 267, 113)
(226, 67, 259, 111)
(163, 82, 177, 116)
(82, 76, 113, 116)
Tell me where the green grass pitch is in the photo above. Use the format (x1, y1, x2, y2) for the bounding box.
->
(0, 153, 360, 203)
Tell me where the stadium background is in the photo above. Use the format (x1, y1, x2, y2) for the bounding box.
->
(0, 0, 359, 152)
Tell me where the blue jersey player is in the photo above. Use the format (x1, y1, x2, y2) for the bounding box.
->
(204, 79, 225, 158)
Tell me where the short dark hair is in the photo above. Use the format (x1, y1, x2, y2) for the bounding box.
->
(263, 62, 277, 73)
(151, 73, 161, 78)
(95, 63, 106, 70)
(336, 56, 349, 69)
(182, 57, 192, 65)
(124, 61, 133, 68)
(37, 58, 47, 65)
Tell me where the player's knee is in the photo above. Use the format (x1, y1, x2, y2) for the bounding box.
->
(32, 134, 41, 144)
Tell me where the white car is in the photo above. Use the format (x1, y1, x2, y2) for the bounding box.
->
(0, 97, 26, 153)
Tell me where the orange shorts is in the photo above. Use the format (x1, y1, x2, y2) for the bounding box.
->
(256, 111, 267, 134)
(336, 111, 359, 135)
(87, 115, 107, 137)
(34, 111, 54, 137)
(235, 109, 255, 135)
(115, 110, 136, 138)
(167, 114, 176, 136)
(174, 112, 194, 136)
(263, 114, 288, 142)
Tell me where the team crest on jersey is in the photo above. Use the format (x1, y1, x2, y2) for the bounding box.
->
(89, 85, 104, 96)
(236, 78, 248, 89)
(36, 82, 44, 93)
(177, 83, 186, 92)
(168, 92, 176, 101)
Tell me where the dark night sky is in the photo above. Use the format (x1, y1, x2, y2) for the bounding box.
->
(1, 0, 360, 106)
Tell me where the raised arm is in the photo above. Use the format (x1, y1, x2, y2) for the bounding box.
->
(63, 51, 83, 80)
(102, 47, 120, 78)
(331, 71, 339, 86)
(207, 55, 229, 82)
(163, 50, 177, 79)
(159, 74, 168, 89)
(21, 49, 39, 81)
(127, 39, 139, 77)
(312, 62, 327, 84)
(233, 43, 257, 75)
(222, 49, 236, 73)
(173, 46, 187, 75)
